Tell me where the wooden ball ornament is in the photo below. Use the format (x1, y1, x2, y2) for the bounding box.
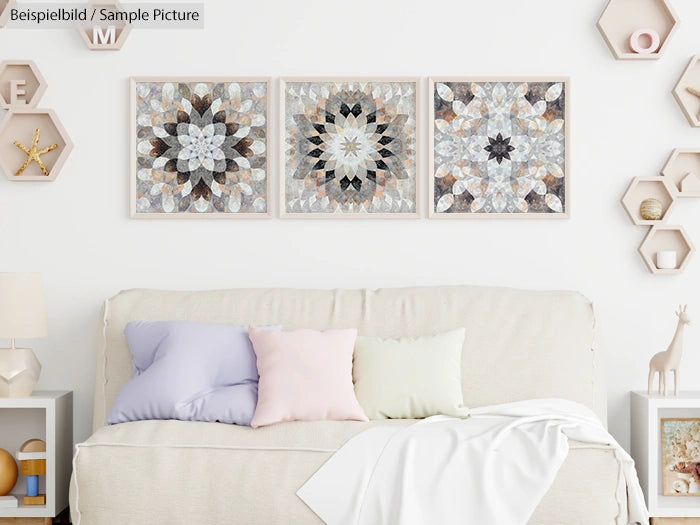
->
(20, 439, 46, 454)
(0, 448, 18, 496)
(640, 198, 663, 221)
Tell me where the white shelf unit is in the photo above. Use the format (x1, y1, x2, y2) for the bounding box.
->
(0, 391, 72, 520)
(631, 391, 700, 518)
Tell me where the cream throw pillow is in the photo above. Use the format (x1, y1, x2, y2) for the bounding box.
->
(353, 328, 469, 420)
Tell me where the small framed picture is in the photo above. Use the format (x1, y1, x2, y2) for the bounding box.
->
(661, 418, 700, 496)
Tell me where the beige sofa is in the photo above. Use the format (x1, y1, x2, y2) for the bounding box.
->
(70, 286, 630, 524)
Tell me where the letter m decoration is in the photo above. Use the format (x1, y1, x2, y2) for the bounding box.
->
(78, 4, 131, 51)
(92, 25, 116, 45)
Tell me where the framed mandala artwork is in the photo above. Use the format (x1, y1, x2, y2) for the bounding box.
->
(281, 78, 419, 218)
(429, 78, 569, 218)
(131, 77, 269, 218)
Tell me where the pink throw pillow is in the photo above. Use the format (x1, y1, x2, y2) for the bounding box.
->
(248, 326, 368, 428)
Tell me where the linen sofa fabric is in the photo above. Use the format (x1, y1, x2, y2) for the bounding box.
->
(248, 326, 367, 427)
(353, 328, 469, 419)
(107, 321, 267, 426)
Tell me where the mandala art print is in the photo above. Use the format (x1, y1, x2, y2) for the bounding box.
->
(131, 78, 268, 217)
(282, 79, 418, 216)
(430, 78, 568, 217)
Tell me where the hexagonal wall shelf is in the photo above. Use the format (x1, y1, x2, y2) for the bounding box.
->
(0, 0, 9, 28)
(78, 2, 131, 50)
(597, 0, 679, 60)
(639, 226, 695, 274)
(0, 108, 73, 181)
(0, 61, 47, 109)
(673, 56, 700, 128)
(621, 177, 677, 225)
(661, 149, 700, 197)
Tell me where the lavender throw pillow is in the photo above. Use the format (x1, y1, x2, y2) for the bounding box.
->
(108, 321, 276, 426)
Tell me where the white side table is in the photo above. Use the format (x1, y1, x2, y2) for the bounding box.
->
(0, 391, 72, 525)
(631, 391, 700, 523)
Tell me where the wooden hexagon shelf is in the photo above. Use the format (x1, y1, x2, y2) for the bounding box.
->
(639, 226, 695, 274)
(621, 177, 677, 225)
(78, 2, 132, 50)
(673, 56, 700, 128)
(0, 108, 73, 181)
(0, 61, 48, 109)
(0, 0, 9, 28)
(597, 0, 679, 60)
(661, 149, 700, 197)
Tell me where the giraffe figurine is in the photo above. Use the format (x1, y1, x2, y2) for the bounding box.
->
(648, 305, 691, 396)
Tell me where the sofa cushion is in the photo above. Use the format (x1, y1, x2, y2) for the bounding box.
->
(353, 328, 469, 419)
(249, 326, 368, 428)
(108, 321, 271, 426)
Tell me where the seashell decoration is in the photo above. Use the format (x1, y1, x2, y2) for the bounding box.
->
(673, 478, 690, 494)
(640, 198, 663, 221)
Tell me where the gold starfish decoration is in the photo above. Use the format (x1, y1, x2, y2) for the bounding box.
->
(13, 128, 58, 176)
(685, 87, 700, 120)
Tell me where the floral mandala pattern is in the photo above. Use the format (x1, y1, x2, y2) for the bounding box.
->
(432, 80, 567, 215)
(134, 80, 267, 215)
(284, 81, 417, 214)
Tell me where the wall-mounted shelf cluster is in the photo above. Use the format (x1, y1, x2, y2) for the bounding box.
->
(621, 150, 700, 274)
(78, 2, 132, 50)
(0, 60, 72, 182)
(600, 3, 700, 276)
(597, 0, 679, 60)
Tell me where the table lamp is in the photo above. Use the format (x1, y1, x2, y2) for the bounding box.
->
(0, 273, 48, 397)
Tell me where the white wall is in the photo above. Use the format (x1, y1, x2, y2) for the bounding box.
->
(1, 0, 700, 449)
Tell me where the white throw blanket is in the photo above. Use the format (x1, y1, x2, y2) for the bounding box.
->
(297, 399, 648, 525)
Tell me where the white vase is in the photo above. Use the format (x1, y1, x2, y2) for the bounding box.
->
(0, 348, 41, 397)
(657, 251, 678, 269)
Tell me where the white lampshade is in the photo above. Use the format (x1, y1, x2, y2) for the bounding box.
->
(0, 273, 48, 339)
